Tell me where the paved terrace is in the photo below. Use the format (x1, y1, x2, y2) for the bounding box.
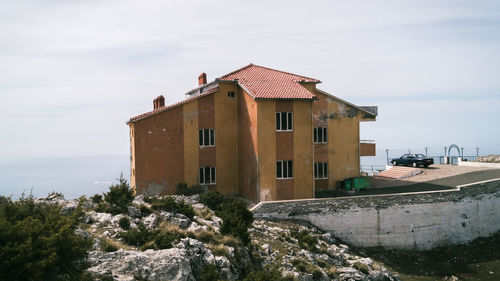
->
(319, 164, 500, 197)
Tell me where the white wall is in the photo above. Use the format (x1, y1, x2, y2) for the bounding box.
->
(253, 181, 500, 250)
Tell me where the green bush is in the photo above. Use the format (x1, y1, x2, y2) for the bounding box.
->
(90, 194, 103, 204)
(103, 174, 134, 215)
(118, 216, 131, 230)
(312, 269, 323, 280)
(199, 190, 224, 210)
(120, 224, 185, 250)
(216, 199, 253, 245)
(353, 262, 370, 274)
(291, 229, 318, 251)
(139, 205, 153, 216)
(148, 197, 194, 220)
(243, 266, 293, 281)
(175, 182, 203, 196)
(0, 195, 92, 281)
(119, 223, 153, 247)
(154, 230, 185, 249)
(198, 263, 221, 281)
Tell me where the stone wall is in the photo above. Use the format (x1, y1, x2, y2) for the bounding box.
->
(252, 180, 500, 250)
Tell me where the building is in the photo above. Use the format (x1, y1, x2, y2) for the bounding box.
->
(127, 64, 377, 202)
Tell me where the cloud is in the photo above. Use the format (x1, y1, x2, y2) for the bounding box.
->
(1, 0, 499, 162)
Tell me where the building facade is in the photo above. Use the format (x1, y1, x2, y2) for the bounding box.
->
(128, 64, 377, 202)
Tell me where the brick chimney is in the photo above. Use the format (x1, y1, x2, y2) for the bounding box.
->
(198, 73, 207, 86)
(153, 95, 165, 110)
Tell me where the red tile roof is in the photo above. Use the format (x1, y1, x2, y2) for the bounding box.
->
(128, 87, 219, 123)
(218, 64, 320, 99)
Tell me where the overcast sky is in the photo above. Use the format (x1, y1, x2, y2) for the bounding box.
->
(1, 0, 499, 164)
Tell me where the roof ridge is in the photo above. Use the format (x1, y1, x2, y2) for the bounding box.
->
(128, 87, 219, 123)
(218, 63, 254, 80)
(250, 64, 320, 82)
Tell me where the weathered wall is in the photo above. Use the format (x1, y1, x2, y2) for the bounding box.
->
(312, 91, 362, 190)
(293, 100, 313, 199)
(238, 89, 259, 201)
(215, 83, 239, 195)
(132, 106, 185, 195)
(257, 100, 277, 201)
(183, 100, 199, 187)
(275, 101, 294, 200)
(325, 93, 360, 189)
(253, 180, 500, 250)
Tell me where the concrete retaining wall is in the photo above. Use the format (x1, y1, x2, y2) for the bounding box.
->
(252, 180, 500, 250)
(458, 159, 500, 168)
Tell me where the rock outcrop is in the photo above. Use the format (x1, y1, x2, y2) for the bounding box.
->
(36, 193, 401, 281)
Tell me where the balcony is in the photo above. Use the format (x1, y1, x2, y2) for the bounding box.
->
(360, 140, 376, 156)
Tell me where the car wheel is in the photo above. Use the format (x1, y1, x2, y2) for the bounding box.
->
(412, 162, 418, 168)
(424, 164, 429, 168)
(392, 161, 397, 166)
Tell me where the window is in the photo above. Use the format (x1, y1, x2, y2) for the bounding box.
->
(314, 162, 328, 179)
(276, 160, 293, 179)
(276, 112, 293, 131)
(198, 129, 215, 146)
(199, 167, 216, 184)
(313, 127, 328, 143)
(227, 91, 235, 98)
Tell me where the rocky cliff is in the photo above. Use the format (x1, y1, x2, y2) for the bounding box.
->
(36, 193, 401, 281)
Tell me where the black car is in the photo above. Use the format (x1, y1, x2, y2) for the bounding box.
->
(391, 154, 434, 168)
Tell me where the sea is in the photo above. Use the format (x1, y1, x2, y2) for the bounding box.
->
(0, 150, 484, 199)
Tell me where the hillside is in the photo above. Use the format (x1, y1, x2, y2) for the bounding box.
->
(0, 181, 401, 281)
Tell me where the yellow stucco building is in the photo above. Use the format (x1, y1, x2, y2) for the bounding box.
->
(128, 64, 377, 202)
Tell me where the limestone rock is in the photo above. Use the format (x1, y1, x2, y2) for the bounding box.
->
(88, 249, 196, 281)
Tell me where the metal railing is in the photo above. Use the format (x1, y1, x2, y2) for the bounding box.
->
(360, 165, 387, 175)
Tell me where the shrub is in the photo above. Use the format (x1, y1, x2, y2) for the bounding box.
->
(149, 197, 194, 220)
(216, 199, 253, 245)
(103, 174, 134, 214)
(118, 216, 131, 230)
(291, 229, 318, 251)
(90, 194, 103, 203)
(199, 190, 224, 210)
(198, 263, 221, 281)
(139, 205, 153, 216)
(119, 223, 153, 247)
(154, 230, 184, 249)
(243, 266, 293, 281)
(291, 259, 308, 273)
(120, 223, 186, 250)
(175, 182, 203, 196)
(0, 195, 92, 281)
(353, 262, 370, 274)
(312, 269, 323, 280)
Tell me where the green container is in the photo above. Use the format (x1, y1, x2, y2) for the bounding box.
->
(344, 179, 352, 190)
(343, 177, 369, 191)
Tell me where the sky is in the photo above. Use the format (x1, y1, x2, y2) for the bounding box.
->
(1, 0, 500, 165)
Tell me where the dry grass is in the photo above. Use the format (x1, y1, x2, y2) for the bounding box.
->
(221, 235, 241, 247)
(195, 208, 213, 220)
(195, 230, 217, 243)
(208, 243, 229, 257)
